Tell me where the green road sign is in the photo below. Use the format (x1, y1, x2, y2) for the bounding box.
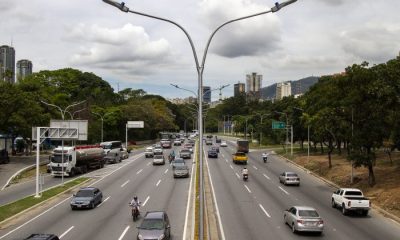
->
(272, 121, 285, 129)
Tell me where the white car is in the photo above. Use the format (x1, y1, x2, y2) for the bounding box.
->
(220, 141, 227, 147)
(145, 147, 154, 158)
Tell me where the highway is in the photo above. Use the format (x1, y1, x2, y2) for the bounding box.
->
(0, 145, 194, 240)
(206, 139, 400, 240)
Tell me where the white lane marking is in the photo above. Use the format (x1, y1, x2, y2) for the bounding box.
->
(230, 164, 233, 169)
(253, 165, 258, 170)
(143, 196, 150, 206)
(59, 226, 74, 239)
(97, 196, 110, 207)
(244, 184, 252, 193)
(204, 147, 226, 240)
(225, 159, 228, 163)
(136, 169, 143, 174)
(147, 162, 151, 166)
(121, 180, 130, 188)
(156, 179, 161, 187)
(164, 169, 168, 174)
(259, 204, 271, 218)
(0, 153, 144, 240)
(279, 186, 290, 195)
(235, 173, 240, 179)
(118, 226, 130, 240)
(263, 173, 270, 180)
(183, 161, 196, 240)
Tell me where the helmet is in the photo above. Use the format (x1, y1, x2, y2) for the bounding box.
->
(244, 167, 247, 169)
(133, 196, 138, 201)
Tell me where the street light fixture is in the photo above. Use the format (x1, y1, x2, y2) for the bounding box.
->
(103, 1, 298, 237)
(256, 113, 271, 147)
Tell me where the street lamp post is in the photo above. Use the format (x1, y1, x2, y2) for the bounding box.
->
(275, 111, 289, 155)
(40, 100, 86, 186)
(256, 113, 270, 147)
(92, 112, 113, 142)
(103, 1, 298, 237)
(293, 107, 310, 161)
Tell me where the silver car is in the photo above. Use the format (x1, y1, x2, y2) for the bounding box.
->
(279, 172, 300, 186)
(173, 165, 190, 178)
(284, 206, 324, 234)
(153, 155, 165, 165)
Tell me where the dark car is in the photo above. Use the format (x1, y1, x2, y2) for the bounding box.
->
(208, 149, 218, 158)
(70, 187, 103, 210)
(137, 211, 171, 240)
(188, 139, 195, 146)
(211, 146, 219, 153)
(215, 138, 221, 143)
(171, 158, 185, 169)
(180, 149, 191, 159)
(173, 165, 190, 178)
(24, 234, 60, 240)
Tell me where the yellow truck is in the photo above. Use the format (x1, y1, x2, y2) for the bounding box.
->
(232, 152, 248, 164)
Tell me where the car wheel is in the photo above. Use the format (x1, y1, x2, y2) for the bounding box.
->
(71, 206, 75, 210)
(292, 223, 297, 233)
(342, 204, 347, 215)
(91, 202, 95, 209)
(331, 199, 336, 208)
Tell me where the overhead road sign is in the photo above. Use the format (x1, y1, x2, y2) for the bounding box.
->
(50, 120, 88, 140)
(272, 121, 286, 129)
(127, 121, 144, 128)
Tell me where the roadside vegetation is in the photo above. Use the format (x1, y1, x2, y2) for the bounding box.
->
(0, 177, 89, 223)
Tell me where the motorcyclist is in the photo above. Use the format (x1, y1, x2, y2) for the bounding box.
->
(262, 152, 268, 162)
(242, 167, 249, 177)
(129, 196, 141, 215)
(169, 150, 175, 163)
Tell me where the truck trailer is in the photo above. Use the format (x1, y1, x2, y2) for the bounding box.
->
(50, 145, 105, 177)
(236, 139, 249, 153)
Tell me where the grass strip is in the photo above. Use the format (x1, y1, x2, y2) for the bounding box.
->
(0, 177, 89, 222)
(11, 165, 48, 184)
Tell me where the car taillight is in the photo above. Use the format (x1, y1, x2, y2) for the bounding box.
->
(318, 220, 324, 225)
(297, 220, 304, 224)
(348, 201, 351, 207)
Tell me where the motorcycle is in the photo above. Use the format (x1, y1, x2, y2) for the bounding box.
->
(129, 204, 140, 221)
(243, 173, 248, 181)
(263, 156, 268, 163)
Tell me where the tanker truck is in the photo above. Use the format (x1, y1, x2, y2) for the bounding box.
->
(49, 145, 105, 177)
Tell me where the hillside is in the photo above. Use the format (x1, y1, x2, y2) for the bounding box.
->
(260, 76, 319, 99)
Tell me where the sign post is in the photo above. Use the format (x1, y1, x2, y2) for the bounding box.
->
(126, 121, 144, 150)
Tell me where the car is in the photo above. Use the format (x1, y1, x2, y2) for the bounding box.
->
(70, 187, 103, 210)
(211, 146, 219, 153)
(331, 188, 370, 216)
(137, 211, 171, 240)
(153, 155, 166, 165)
(121, 148, 129, 159)
(145, 147, 154, 158)
(205, 139, 213, 145)
(173, 139, 181, 146)
(180, 149, 191, 159)
(104, 148, 122, 163)
(188, 139, 195, 146)
(208, 149, 218, 158)
(220, 141, 227, 147)
(171, 158, 185, 169)
(24, 234, 60, 240)
(215, 137, 221, 143)
(183, 143, 193, 153)
(284, 206, 324, 234)
(173, 165, 190, 178)
(279, 172, 300, 186)
(153, 147, 163, 155)
(180, 138, 185, 143)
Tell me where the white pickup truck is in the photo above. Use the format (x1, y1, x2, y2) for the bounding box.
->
(331, 188, 370, 216)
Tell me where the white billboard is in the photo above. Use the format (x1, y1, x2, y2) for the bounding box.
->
(50, 120, 88, 140)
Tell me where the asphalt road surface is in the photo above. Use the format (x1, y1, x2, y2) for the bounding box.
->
(206, 139, 400, 240)
(0, 144, 193, 240)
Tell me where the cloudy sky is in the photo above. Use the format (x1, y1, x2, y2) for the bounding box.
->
(1, 0, 400, 100)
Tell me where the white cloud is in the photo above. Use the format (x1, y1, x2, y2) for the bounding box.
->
(68, 23, 175, 76)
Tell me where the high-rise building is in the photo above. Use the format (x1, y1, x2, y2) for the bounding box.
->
(276, 82, 292, 100)
(0, 45, 16, 83)
(246, 72, 262, 100)
(203, 86, 211, 103)
(234, 82, 245, 97)
(17, 59, 33, 81)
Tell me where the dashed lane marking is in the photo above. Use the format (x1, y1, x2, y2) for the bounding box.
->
(156, 180, 161, 187)
(97, 196, 110, 207)
(279, 186, 290, 195)
(121, 180, 130, 188)
(143, 196, 150, 206)
(59, 226, 74, 239)
(259, 204, 271, 218)
(136, 169, 143, 174)
(263, 174, 270, 180)
(244, 184, 252, 193)
(118, 226, 130, 240)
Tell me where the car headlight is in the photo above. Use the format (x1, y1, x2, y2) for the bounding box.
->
(158, 234, 165, 240)
(137, 234, 143, 240)
(83, 201, 91, 205)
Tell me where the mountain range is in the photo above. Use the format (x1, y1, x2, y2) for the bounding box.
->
(260, 76, 319, 100)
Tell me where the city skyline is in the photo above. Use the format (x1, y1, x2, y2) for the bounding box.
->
(1, 0, 400, 100)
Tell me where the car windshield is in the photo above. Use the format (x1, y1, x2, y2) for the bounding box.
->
(174, 159, 184, 163)
(154, 155, 163, 159)
(181, 150, 190, 153)
(236, 153, 245, 156)
(102, 144, 112, 149)
(298, 210, 319, 217)
(287, 173, 298, 177)
(76, 190, 93, 197)
(175, 166, 187, 170)
(139, 218, 164, 230)
(51, 154, 71, 163)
